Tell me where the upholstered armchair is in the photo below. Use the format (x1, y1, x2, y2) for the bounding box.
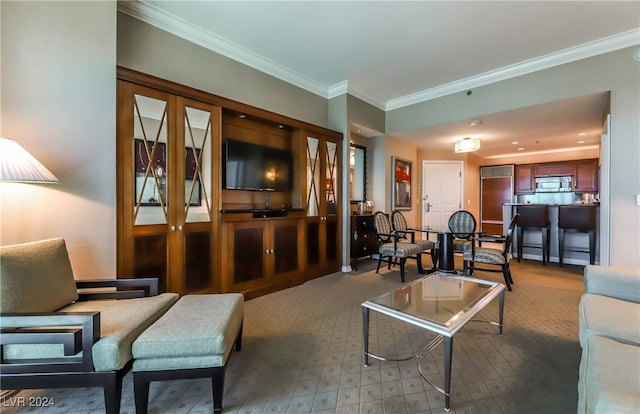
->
(462, 214, 519, 291)
(373, 211, 424, 282)
(448, 210, 479, 253)
(0, 238, 179, 414)
(391, 210, 437, 268)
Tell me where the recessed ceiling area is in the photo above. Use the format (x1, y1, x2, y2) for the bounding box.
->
(390, 92, 610, 159)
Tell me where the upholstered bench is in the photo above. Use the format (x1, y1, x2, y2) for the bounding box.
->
(131, 294, 244, 414)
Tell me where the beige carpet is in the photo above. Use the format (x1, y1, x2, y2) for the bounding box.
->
(2, 258, 585, 413)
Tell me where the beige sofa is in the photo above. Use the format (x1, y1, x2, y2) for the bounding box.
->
(578, 265, 640, 413)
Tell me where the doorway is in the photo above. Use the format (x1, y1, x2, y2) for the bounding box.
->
(421, 161, 463, 228)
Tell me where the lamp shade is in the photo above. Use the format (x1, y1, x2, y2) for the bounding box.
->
(454, 137, 481, 153)
(0, 138, 59, 183)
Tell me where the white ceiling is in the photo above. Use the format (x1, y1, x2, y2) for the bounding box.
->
(121, 1, 640, 159)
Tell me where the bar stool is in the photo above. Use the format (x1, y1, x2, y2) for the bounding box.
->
(558, 205, 596, 265)
(516, 204, 550, 264)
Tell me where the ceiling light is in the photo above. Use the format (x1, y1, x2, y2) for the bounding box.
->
(577, 140, 586, 144)
(517, 147, 525, 151)
(578, 132, 587, 136)
(469, 120, 482, 127)
(454, 137, 480, 153)
(237, 113, 246, 119)
(511, 141, 519, 145)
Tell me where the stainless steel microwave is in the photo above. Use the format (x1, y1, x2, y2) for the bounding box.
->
(535, 176, 573, 192)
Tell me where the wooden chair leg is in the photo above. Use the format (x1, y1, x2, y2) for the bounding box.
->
(502, 263, 512, 291)
(376, 255, 383, 273)
(103, 372, 123, 414)
(399, 258, 406, 282)
(416, 254, 424, 274)
(517, 226, 523, 262)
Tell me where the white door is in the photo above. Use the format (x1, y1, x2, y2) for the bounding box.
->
(422, 161, 463, 229)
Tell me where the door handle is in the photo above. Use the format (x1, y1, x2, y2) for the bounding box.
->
(424, 203, 431, 212)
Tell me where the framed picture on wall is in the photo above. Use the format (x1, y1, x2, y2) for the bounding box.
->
(391, 156, 412, 210)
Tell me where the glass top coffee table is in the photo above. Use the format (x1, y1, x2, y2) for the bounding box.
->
(362, 273, 505, 412)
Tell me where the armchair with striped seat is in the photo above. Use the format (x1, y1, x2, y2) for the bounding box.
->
(391, 210, 437, 269)
(373, 211, 424, 282)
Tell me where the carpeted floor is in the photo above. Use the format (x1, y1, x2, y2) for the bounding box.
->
(2, 258, 585, 413)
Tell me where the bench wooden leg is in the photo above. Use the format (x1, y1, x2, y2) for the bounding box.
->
(133, 365, 232, 414)
(212, 366, 225, 414)
(133, 372, 150, 414)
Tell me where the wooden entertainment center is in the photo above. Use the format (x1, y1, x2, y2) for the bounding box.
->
(116, 67, 342, 299)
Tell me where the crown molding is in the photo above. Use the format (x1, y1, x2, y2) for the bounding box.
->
(119, 2, 639, 112)
(118, 0, 328, 97)
(328, 82, 387, 111)
(327, 81, 348, 99)
(386, 28, 640, 111)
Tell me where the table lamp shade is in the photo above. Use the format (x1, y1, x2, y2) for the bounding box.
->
(0, 138, 59, 183)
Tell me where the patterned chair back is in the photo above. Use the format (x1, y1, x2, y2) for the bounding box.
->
(448, 210, 477, 240)
(391, 210, 409, 239)
(373, 211, 393, 244)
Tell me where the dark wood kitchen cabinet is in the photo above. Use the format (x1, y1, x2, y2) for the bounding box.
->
(515, 164, 535, 194)
(574, 158, 599, 193)
(534, 162, 574, 177)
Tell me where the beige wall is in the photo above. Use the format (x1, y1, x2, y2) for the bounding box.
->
(0, 1, 117, 278)
(388, 47, 640, 268)
(117, 13, 329, 128)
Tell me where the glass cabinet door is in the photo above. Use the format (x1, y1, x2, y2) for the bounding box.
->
(325, 140, 338, 215)
(307, 136, 320, 217)
(118, 81, 220, 295)
(133, 94, 170, 226)
(182, 105, 213, 223)
(178, 100, 219, 293)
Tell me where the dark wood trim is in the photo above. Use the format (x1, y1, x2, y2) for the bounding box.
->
(116, 66, 342, 141)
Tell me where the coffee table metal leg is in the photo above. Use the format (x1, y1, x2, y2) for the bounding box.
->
(362, 306, 370, 367)
(443, 336, 453, 412)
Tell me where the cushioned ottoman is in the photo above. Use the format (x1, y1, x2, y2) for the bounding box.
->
(131, 294, 244, 414)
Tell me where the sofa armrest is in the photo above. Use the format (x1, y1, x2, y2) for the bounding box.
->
(0, 311, 100, 374)
(76, 277, 159, 301)
(584, 265, 640, 303)
(595, 390, 640, 414)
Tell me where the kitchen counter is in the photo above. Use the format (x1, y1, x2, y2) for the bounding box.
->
(503, 203, 599, 265)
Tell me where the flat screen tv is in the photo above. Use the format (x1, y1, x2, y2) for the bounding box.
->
(223, 139, 293, 192)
